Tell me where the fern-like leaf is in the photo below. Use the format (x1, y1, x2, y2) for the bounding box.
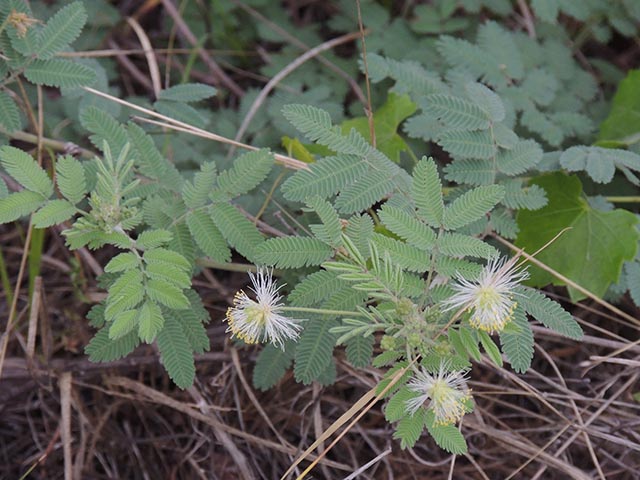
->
(80, 107, 128, 156)
(294, 318, 338, 385)
(335, 169, 394, 214)
(282, 155, 368, 201)
(182, 162, 217, 208)
(186, 210, 231, 263)
(437, 232, 497, 259)
(444, 158, 495, 185)
(412, 157, 444, 228)
(378, 204, 436, 251)
(394, 409, 427, 450)
(372, 234, 430, 273)
(288, 270, 344, 307)
(56, 155, 87, 204)
(518, 287, 583, 339)
(306, 196, 342, 246)
(345, 335, 374, 368)
(0, 146, 53, 197)
(36, 1, 86, 60)
(496, 140, 543, 175)
(24, 59, 96, 88)
(86, 328, 139, 362)
(437, 129, 496, 159)
(210, 202, 263, 262)
(0, 191, 46, 223)
(425, 410, 468, 454)
(442, 185, 504, 230)
(424, 94, 490, 130)
(256, 237, 333, 268)
(216, 149, 274, 198)
(158, 83, 217, 102)
(0, 90, 20, 132)
(157, 313, 195, 388)
(500, 305, 534, 373)
(32, 199, 76, 228)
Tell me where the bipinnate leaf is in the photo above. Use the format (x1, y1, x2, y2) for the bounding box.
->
(24, 59, 96, 88)
(412, 157, 444, 227)
(166, 305, 209, 354)
(108, 310, 138, 339)
(442, 185, 504, 230)
(0, 91, 20, 132)
(253, 344, 294, 391)
(385, 387, 416, 422)
(137, 301, 164, 343)
(182, 162, 217, 208)
(424, 94, 490, 130)
(86, 328, 139, 362)
(516, 173, 638, 300)
(210, 202, 263, 262)
(158, 83, 217, 102)
(294, 318, 338, 385)
(32, 199, 76, 228)
(36, 1, 87, 59)
(500, 305, 534, 373)
(104, 252, 138, 273)
(305, 196, 342, 246)
(157, 313, 195, 388)
(345, 334, 374, 368)
(425, 410, 468, 454)
(0, 146, 53, 197)
(186, 210, 231, 263)
(256, 237, 333, 268)
(136, 229, 173, 249)
(437, 129, 496, 159)
(146, 279, 190, 310)
(378, 204, 436, 251)
(215, 149, 274, 198)
(518, 287, 583, 340)
(0, 191, 46, 223)
(394, 408, 427, 450)
(56, 155, 87, 204)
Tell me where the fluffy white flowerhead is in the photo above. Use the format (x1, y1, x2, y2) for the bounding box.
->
(443, 256, 529, 333)
(225, 267, 301, 349)
(405, 364, 471, 425)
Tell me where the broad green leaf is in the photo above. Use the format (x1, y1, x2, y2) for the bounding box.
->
(0, 146, 53, 197)
(32, 199, 76, 228)
(56, 155, 87, 204)
(516, 173, 638, 300)
(597, 70, 640, 147)
(340, 93, 417, 162)
(0, 190, 46, 223)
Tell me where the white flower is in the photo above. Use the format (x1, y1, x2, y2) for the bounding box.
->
(442, 256, 528, 333)
(225, 268, 301, 349)
(405, 364, 470, 425)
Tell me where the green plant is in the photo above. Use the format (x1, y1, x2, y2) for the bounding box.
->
(2, 0, 640, 459)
